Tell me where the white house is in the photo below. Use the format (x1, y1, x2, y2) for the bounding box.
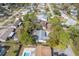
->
(65, 18, 77, 26)
(61, 18, 77, 27)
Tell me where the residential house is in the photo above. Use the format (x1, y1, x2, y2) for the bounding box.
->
(33, 30, 49, 43)
(0, 27, 15, 42)
(70, 7, 78, 17)
(68, 5, 78, 17)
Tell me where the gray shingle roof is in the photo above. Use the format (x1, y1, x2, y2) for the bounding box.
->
(0, 27, 14, 42)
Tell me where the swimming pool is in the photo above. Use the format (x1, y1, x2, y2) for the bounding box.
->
(23, 51, 31, 56)
(22, 48, 36, 56)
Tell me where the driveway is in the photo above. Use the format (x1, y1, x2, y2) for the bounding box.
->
(53, 45, 75, 56)
(64, 45, 75, 56)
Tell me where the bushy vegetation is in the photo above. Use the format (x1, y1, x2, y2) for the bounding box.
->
(68, 26, 79, 55)
(47, 16, 70, 49)
(53, 9, 61, 16)
(17, 12, 37, 45)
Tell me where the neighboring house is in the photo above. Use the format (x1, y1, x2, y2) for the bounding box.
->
(0, 8, 5, 17)
(68, 5, 78, 16)
(0, 7, 11, 17)
(0, 3, 10, 9)
(60, 10, 77, 27)
(65, 18, 77, 26)
(70, 8, 78, 17)
(0, 17, 21, 42)
(0, 27, 15, 42)
(61, 18, 77, 27)
(0, 17, 22, 42)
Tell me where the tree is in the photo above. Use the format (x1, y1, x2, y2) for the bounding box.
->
(48, 16, 61, 26)
(17, 12, 37, 45)
(47, 38, 59, 48)
(59, 31, 70, 47)
(29, 12, 37, 21)
(53, 9, 61, 16)
(62, 4, 70, 10)
(47, 17, 70, 49)
(34, 23, 42, 30)
(69, 26, 79, 49)
(47, 27, 70, 49)
(17, 26, 36, 45)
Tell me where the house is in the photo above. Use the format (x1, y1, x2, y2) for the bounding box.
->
(0, 3, 9, 9)
(60, 10, 77, 27)
(33, 30, 49, 43)
(0, 6, 11, 17)
(0, 27, 14, 42)
(68, 5, 78, 17)
(65, 18, 77, 26)
(0, 17, 22, 42)
(70, 8, 78, 17)
(0, 8, 5, 17)
(61, 18, 77, 27)
(19, 45, 52, 56)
